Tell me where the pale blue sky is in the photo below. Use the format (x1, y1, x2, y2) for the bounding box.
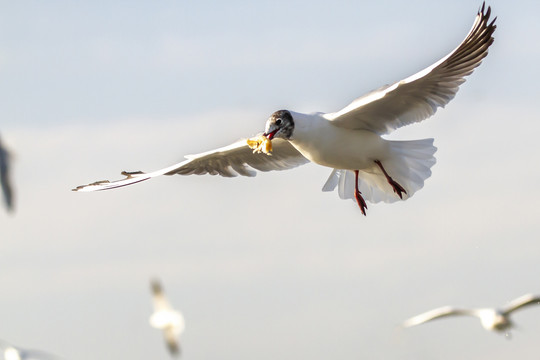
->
(2, 1, 540, 360)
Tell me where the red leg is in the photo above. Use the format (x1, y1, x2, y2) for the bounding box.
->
(354, 170, 368, 216)
(374, 160, 407, 199)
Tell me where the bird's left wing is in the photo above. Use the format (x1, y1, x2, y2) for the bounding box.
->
(501, 294, 540, 315)
(402, 306, 472, 327)
(324, 3, 496, 134)
(73, 137, 309, 192)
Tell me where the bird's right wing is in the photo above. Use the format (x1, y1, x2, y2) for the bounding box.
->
(402, 306, 473, 327)
(501, 294, 540, 315)
(73, 137, 309, 192)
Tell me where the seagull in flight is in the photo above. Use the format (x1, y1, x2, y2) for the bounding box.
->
(402, 294, 540, 336)
(149, 279, 185, 357)
(74, 3, 496, 215)
(0, 134, 14, 212)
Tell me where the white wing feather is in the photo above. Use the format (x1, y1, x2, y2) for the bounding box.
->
(501, 294, 540, 315)
(324, 3, 496, 134)
(402, 306, 478, 327)
(73, 137, 309, 192)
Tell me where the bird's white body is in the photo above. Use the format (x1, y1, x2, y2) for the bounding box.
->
(4, 347, 21, 360)
(477, 309, 511, 331)
(149, 309, 185, 335)
(289, 111, 389, 170)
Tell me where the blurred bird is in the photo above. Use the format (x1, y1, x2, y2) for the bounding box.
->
(402, 293, 540, 336)
(0, 340, 62, 360)
(149, 279, 185, 357)
(74, 3, 496, 216)
(0, 134, 14, 212)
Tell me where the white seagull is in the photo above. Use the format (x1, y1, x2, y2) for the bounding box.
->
(149, 279, 185, 357)
(0, 134, 14, 212)
(402, 294, 540, 336)
(74, 3, 496, 215)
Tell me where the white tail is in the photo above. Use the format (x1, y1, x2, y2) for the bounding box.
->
(322, 138, 437, 203)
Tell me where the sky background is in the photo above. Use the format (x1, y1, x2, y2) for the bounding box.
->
(1, 0, 540, 359)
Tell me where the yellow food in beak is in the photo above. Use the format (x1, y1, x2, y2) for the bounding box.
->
(247, 135, 273, 155)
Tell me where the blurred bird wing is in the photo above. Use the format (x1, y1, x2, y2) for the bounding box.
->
(324, 4, 496, 134)
(13, 348, 64, 360)
(402, 306, 477, 327)
(501, 294, 540, 315)
(163, 327, 181, 357)
(151, 280, 172, 311)
(0, 144, 14, 211)
(73, 137, 309, 192)
(20, 351, 63, 360)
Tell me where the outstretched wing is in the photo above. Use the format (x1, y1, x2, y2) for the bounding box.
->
(501, 294, 540, 315)
(324, 3, 496, 134)
(402, 306, 476, 328)
(18, 349, 64, 360)
(151, 279, 172, 311)
(73, 137, 309, 192)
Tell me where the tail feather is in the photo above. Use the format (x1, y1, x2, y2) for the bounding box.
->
(322, 138, 437, 204)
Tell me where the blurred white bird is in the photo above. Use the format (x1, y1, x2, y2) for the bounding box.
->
(149, 279, 185, 357)
(0, 134, 14, 212)
(0, 340, 62, 360)
(74, 3, 496, 216)
(402, 293, 540, 336)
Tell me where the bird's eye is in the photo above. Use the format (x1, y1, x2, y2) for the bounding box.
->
(276, 119, 282, 126)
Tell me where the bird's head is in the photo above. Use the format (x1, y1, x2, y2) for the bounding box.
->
(264, 110, 294, 140)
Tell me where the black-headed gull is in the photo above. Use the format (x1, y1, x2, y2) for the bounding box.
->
(149, 279, 185, 357)
(74, 4, 496, 215)
(402, 294, 540, 336)
(0, 134, 14, 212)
